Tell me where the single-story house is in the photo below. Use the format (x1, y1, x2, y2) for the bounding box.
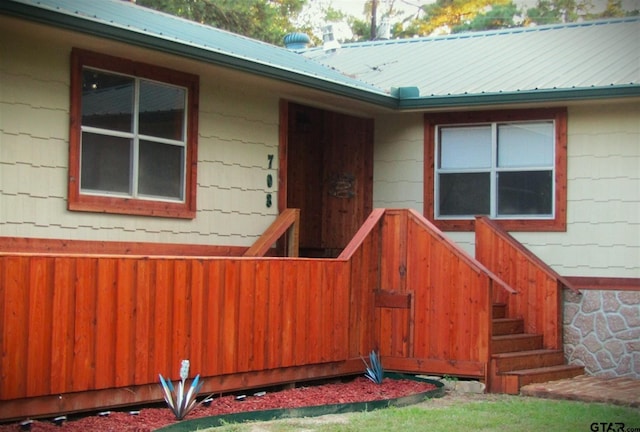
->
(0, 0, 638, 421)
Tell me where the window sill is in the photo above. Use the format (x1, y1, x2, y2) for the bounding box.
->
(433, 217, 566, 232)
(68, 195, 195, 219)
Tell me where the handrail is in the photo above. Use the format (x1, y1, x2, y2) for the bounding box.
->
(243, 208, 300, 257)
(407, 209, 518, 295)
(475, 216, 580, 294)
(337, 208, 386, 260)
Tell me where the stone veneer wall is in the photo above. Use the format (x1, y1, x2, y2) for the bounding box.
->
(564, 289, 640, 378)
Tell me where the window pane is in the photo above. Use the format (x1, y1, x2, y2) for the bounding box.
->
(498, 123, 553, 167)
(82, 69, 134, 132)
(439, 126, 492, 169)
(498, 171, 552, 215)
(138, 140, 184, 200)
(439, 172, 490, 216)
(138, 80, 186, 140)
(81, 132, 131, 194)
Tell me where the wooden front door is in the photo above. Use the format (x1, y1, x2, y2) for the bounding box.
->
(282, 102, 373, 257)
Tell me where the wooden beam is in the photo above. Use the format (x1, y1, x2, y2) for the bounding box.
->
(375, 291, 411, 309)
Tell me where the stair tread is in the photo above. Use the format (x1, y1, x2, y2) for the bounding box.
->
(492, 349, 563, 359)
(504, 364, 584, 376)
(493, 333, 541, 340)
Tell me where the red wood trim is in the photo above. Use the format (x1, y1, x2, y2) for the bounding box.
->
(375, 290, 411, 309)
(382, 356, 485, 378)
(476, 216, 579, 294)
(338, 208, 386, 259)
(68, 48, 199, 219)
(0, 236, 247, 256)
(563, 277, 640, 291)
(278, 99, 289, 213)
(423, 107, 568, 232)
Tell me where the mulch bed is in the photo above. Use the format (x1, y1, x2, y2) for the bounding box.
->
(0, 377, 437, 431)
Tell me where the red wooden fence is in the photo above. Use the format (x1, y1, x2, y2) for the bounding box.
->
(1, 210, 518, 421)
(0, 255, 366, 419)
(364, 210, 512, 378)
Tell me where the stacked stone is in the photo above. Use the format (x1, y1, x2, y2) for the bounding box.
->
(564, 289, 640, 378)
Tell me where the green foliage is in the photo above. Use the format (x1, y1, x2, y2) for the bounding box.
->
(136, 0, 307, 46)
(399, 0, 639, 37)
(453, 2, 519, 32)
(398, 0, 515, 37)
(525, 0, 639, 25)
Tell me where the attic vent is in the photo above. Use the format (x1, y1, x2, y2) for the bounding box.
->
(322, 25, 340, 52)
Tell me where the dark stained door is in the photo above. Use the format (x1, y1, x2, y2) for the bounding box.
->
(284, 102, 373, 257)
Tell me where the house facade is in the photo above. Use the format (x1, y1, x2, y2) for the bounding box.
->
(0, 0, 638, 421)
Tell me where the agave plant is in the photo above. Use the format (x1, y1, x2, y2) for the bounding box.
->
(159, 360, 204, 420)
(362, 350, 384, 384)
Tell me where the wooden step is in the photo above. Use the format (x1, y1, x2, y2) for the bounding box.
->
(501, 364, 584, 395)
(492, 334, 543, 354)
(492, 318, 524, 336)
(492, 349, 565, 373)
(492, 303, 507, 319)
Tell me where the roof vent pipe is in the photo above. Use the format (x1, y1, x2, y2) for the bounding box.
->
(377, 17, 391, 40)
(322, 24, 341, 51)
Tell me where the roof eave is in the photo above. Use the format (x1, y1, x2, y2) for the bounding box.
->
(0, 1, 398, 109)
(397, 85, 640, 110)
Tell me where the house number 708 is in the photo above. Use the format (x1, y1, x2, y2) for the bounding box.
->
(266, 154, 274, 208)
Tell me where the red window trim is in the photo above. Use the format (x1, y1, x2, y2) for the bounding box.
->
(424, 108, 567, 232)
(68, 48, 199, 219)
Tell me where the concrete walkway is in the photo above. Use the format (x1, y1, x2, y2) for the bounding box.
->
(520, 375, 640, 407)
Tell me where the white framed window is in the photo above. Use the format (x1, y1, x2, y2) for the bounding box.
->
(80, 69, 187, 201)
(69, 49, 199, 219)
(435, 121, 555, 219)
(424, 108, 567, 232)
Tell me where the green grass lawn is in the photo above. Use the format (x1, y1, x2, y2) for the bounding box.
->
(200, 397, 640, 432)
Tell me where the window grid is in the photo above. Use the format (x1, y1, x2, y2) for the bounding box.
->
(79, 72, 189, 203)
(435, 120, 555, 220)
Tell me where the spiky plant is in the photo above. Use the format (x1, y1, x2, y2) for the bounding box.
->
(362, 350, 384, 384)
(159, 360, 204, 420)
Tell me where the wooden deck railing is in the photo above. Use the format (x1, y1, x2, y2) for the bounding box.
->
(377, 210, 513, 379)
(0, 253, 365, 420)
(244, 208, 300, 257)
(0, 209, 526, 420)
(475, 216, 579, 350)
(342, 209, 513, 379)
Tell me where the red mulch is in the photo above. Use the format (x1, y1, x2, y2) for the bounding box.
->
(0, 377, 437, 431)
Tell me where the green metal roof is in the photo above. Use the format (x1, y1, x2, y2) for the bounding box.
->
(2, 0, 639, 110)
(0, 0, 395, 108)
(303, 18, 640, 109)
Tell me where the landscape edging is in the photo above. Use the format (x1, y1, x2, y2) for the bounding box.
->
(155, 374, 444, 431)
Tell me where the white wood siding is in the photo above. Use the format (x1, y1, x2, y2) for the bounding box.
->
(372, 102, 640, 278)
(515, 102, 640, 278)
(0, 18, 279, 246)
(373, 112, 424, 211)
